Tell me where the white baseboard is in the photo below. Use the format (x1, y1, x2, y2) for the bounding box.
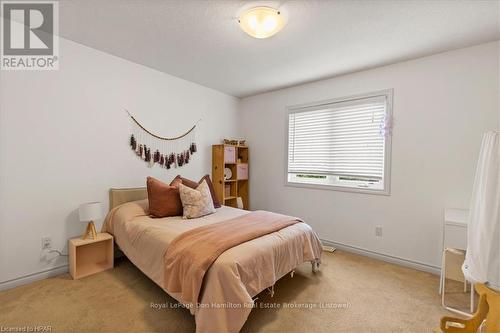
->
(0, 241, 441, 291)
(0, 264, 69, 291)
(321, 239, 441, 275)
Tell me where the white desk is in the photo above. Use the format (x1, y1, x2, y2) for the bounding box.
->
(443, 208, 469, 251)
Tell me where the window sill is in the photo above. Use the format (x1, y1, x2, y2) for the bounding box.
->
(284, 181, 391, 196)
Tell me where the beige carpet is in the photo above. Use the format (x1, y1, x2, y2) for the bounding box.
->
(0, 251, 469, 333)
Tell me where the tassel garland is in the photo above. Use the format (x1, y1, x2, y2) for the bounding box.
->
(127, 109, 199, 169)
(129, 134, 196, 169)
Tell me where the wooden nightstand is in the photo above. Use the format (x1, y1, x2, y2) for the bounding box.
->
(69, 233, 114, 279)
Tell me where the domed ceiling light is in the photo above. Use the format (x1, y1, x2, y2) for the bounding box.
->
(238, 6, 285, 39)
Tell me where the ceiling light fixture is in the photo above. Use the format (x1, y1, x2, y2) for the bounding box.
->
(238, 6, 285, 39)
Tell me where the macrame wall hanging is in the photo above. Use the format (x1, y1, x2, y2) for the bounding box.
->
(126, 110, 198, 169)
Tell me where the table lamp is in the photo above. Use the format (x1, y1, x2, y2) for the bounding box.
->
(79, 202, 103, 240)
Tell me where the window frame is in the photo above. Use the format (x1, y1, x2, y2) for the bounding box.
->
(284, 89, 393, 196)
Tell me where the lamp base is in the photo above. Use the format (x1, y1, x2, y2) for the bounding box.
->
(82, 221, 97, 240)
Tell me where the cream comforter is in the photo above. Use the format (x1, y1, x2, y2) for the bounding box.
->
(104, 200, 322, 333)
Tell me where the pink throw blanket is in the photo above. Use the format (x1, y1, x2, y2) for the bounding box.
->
(164, 210, 302, 306)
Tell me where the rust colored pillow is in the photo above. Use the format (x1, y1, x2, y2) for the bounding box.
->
(170, 174, 221, 208)
(147, 177, 183, 217)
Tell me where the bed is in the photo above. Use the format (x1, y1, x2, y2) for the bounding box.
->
(103, 187, 323, 333)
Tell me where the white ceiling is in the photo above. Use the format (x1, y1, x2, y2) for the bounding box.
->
(58, 0, 500, 97)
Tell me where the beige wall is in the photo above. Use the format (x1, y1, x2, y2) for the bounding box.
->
(239, 42, 500, 271)
(0, 37, 239, 288)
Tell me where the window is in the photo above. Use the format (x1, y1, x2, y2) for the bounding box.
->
(286, 90, 392, 195)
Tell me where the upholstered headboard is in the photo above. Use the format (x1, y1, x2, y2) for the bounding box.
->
(109, 187, 148, 210)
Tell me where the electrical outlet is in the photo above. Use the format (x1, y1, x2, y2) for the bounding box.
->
(375, 226, 383, 237)
(41, 237, 52, 250)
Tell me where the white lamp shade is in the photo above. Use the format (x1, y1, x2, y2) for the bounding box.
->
(78, 202, 103, 222)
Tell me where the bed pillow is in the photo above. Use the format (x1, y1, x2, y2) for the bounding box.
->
(146, 176, 183, 218)
(178, 180, 216, 219)
(170, 175, 221, 208)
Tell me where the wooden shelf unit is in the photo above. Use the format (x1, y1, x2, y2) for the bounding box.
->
(212, 144, 249, 209)
(69, 233, 114, 279)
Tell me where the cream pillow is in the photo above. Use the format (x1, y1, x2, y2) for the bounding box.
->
(178, 179, 216, 219)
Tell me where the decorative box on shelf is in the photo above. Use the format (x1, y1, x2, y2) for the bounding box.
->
(237, 163, 248, 180)
(224, 146, 236, 164)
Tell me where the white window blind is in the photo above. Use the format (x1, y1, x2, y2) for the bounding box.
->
(288, 95, 388, 181)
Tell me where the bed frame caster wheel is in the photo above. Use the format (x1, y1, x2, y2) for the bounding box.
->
(311, 260, 320, 273)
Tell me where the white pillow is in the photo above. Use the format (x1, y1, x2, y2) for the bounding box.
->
(178, 179, 216, 219)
